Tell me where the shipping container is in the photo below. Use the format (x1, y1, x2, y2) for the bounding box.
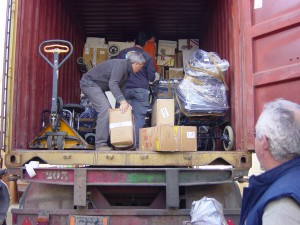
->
(1, 0, 300, 224)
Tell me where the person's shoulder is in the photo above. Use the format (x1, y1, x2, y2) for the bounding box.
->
(110, 58, 127, 65)
(141, 50, 152, 60)
(120, 46, 136, 53)
(263, 197, 300, 225)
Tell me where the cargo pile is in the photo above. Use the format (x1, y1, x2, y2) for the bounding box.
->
(79, 37, 231, 152)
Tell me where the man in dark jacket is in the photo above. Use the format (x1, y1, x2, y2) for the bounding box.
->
(115, 31, 156, 148)
(80, 51, 145, 150)
(240, 98, 300, 225)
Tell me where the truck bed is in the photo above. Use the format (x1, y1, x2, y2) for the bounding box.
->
(5, 149, 251, 169)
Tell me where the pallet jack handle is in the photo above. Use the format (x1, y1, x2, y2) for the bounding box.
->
(38, 40, 73, 131)
(39, 40, 73, 69)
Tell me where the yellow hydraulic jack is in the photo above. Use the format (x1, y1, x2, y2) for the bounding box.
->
(30, 40, 94, 150)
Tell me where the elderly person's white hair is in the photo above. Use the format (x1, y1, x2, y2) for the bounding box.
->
(126, 51, 146, 64)
(255, 98, 300, 161)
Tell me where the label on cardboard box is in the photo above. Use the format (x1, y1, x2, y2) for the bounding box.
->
(151, 99, 174, 126)
(109, 121, 132, 129)
(187, 132, 196, 138)
(160, 107, 169, 118)
(84, 47, 90, 54)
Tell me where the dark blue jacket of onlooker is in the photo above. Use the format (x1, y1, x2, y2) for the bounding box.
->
(240, 156, 300, 225)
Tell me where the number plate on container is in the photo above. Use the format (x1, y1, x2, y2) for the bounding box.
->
(69, 215, 110, 225)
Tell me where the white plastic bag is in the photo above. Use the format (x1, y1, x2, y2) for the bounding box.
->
(190, 196, 228, 225)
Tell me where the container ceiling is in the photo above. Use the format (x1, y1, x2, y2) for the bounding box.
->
(63, 0, 215, 42)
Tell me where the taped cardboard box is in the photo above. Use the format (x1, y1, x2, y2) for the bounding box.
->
(107, 41, 135, 57)
(86, 37, 106, 48)
(83, 44, 108, 68)
(109, 109, 134, 148)
(157, 55, 175, 67)
(157, 40, 177, 67)
(139, 125, 197, 151)
(178, 39, 199, 71)
(169, 67, 184, 79)
(155, 79, 181, 99)
(178, 39, 199, 51)
(174, 52, 183, 68)
(158, 40, 177, 56)
(151, 99, 174, 126)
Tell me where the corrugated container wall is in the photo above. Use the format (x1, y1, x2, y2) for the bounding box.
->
(199, 0, 238, 149)
(12, 0, 84, 148)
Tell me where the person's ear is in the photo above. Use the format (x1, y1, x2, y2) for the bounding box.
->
(261, 135, 270, 152)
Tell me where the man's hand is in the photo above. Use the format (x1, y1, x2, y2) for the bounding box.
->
(119, 100, 132, 113)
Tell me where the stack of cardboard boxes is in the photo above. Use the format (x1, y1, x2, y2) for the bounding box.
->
(82, 37, 109, 70)
(156, 39, 199, 80)
(139, 99, 197, 152)
(82, 37, 135, 71)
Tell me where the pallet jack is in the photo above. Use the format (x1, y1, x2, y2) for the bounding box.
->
(29, 40, 94, 150)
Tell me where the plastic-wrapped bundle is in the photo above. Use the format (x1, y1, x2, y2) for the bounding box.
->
(190, 196, 228, 225)
(185, 50, 229, 77)
(176, 49, 229, 115)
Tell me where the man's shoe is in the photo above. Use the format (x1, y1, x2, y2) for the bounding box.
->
(96, 145, 112, 151)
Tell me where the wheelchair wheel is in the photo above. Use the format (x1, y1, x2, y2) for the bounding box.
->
(223, 125, 234, 151)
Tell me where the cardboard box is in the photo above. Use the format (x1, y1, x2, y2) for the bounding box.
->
(169, 68, 184, 79)
(174, 52, 183, 68)
(107, 41, 135, 57)
(157, 40, 177, 66)
(157, 55, 175, 67)
(156, 79, 181, 99)
(178, 39, 199, 71)
(109, 109, 134, 148)
(139, 125, 197, 151)
(178, 39, 199, 51)
(158, 40, 177, 56)
(86, 37, 106, 48)
(151, 99, 174, 126)
(83, 44, 108, 68)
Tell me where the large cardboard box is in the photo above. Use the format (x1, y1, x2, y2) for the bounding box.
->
(157, 40, 177, 66)
(107, 41, 135, 57)
(151, 99, 174, 126)
(178, 39, 199, 51)
(109, 109, 134, 148)
(157, 55, 175, 67)
(83, 44, 108, 68)
(174, 52, 183, 68)
(139, 125, 197, 151)
(178, 39, 199, 71)
(169, 68, 184, 79)
(158, 40, 177, 56)
(86, 37, 106, 48)
(156, 79, 181, 99)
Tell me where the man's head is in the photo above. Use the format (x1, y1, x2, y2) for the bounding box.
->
(126, 51, 145, 73)
(147, 31, 157, 42)
(135, 31, 148, 47)
(255, 98, 300, 170)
